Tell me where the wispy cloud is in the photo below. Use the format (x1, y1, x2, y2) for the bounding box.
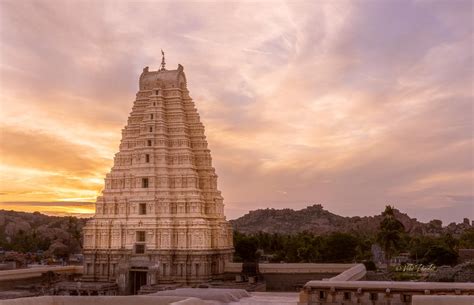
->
(0, 0, 472, 223)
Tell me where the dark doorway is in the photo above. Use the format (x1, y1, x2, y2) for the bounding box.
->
(129, 269, 147, 295)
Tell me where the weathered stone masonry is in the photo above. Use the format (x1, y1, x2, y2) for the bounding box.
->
(82, 62, 233, 294)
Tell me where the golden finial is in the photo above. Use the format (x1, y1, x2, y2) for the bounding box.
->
(160, 49, 166, 71)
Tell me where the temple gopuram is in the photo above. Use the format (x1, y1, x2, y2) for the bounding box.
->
(82, 54, 234, 295)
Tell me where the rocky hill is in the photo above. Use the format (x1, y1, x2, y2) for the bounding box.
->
(230, 204, 472, 236)
(0, 210, 88, 255)
(1, 205, 471, 255)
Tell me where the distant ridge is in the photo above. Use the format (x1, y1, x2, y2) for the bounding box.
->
(0, 209, 87, 253)
(0, 206, 471, 245)
(230, 204, 472, 236)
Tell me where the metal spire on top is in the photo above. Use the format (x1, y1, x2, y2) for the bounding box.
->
(160, 49, 166, 70)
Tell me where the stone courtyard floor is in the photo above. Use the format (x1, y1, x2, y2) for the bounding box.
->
(0, 290, 300, 305)
(228, 292, 298, 305)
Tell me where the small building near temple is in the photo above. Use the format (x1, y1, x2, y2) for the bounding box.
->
(82, 54, 234, 295)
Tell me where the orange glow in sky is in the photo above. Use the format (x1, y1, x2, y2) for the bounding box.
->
(0, 0, 472, 222)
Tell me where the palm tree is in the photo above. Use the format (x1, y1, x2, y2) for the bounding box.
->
(377, 205, 405, 269)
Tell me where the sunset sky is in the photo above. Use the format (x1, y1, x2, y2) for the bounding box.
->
(0, 0, 472, 223)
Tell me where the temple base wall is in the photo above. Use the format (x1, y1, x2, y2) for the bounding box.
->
(82, 249, 233, 295)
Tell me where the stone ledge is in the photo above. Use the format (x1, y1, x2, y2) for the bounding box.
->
(225, 263, 356, 274)
(413, 295, 474, 305)
(304, 280, 474, 291)
(0, 266, 83, 282)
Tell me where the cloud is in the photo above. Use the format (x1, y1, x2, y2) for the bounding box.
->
(0, 125, 109, 202)
(0, 126, 109, 174)
(0, 201, 95, 216)
(0, 0, 472, 223)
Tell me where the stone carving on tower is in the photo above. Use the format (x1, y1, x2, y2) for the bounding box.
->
(82, 54, 234, 294)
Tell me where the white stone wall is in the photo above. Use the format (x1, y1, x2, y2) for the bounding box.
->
(300, 280, 474, 305)
(83, 65, 233, 255)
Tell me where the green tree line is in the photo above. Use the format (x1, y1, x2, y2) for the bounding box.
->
(0, 216, 84, 260)
(234, 206, 474, 267)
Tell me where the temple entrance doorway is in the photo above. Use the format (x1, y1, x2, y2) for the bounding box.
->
(129, 268, 147, 295)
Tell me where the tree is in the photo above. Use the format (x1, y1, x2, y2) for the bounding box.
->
(234, 233, 258, 262)
(409, 236, 436, 263)
(355, 236, 375, 261)
(459, 228, 474, 248)
(47, 241, 70, 262)
(376, 205, 405, 269)
(321, 232, 358, 263)
(423, 245, 458, 266)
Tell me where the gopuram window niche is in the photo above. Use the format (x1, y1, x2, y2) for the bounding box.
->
(142, 178, 149, 188)
(139, 203, 147, 215)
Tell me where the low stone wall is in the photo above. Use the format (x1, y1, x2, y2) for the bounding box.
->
(0, 276, 47, 292)
(263, 273, 337, 292)
(412, 295, 474, 305)
(300, 280, 474, 305)
(0, 267, 83, 282)
(224, 263, 242, 273)
(225, 263, 356, 292)
(224, 263, 355, 274)
(325, 264, 366, 281)
(0, 266, 83, 293)
(298, 264, 474, 305)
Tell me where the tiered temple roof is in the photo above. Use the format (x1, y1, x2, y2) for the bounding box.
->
(82, 61, 233, 294)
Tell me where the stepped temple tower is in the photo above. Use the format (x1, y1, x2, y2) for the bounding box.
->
(82, 56, 234, 294)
